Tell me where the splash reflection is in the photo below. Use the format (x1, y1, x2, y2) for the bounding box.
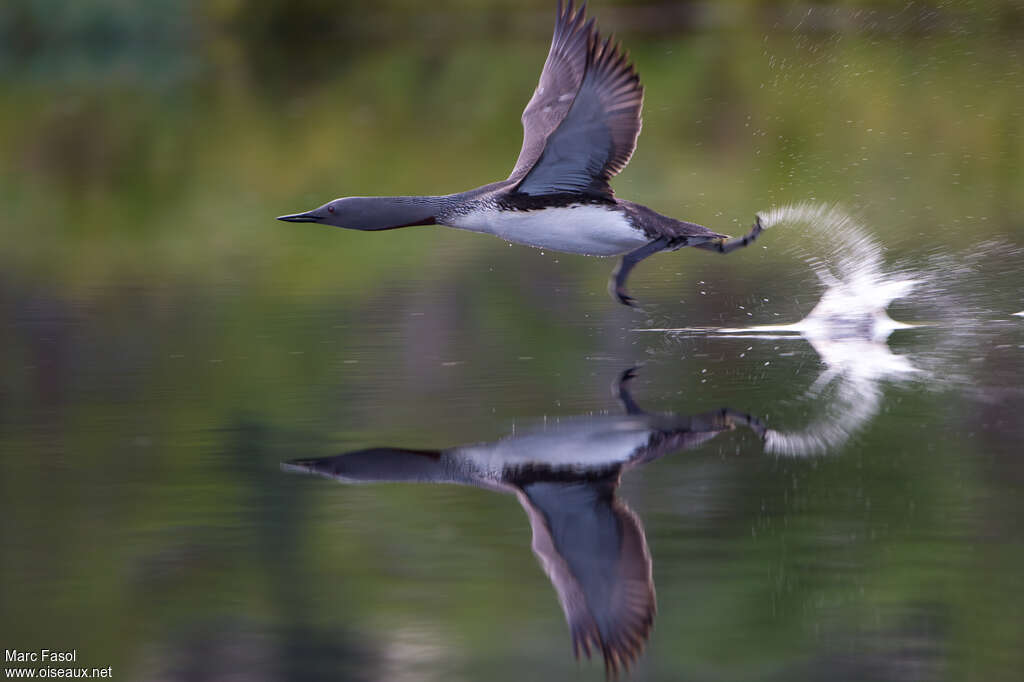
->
(640, 203, 924, 455)
(757, 205, 922, 454)
(283, 369, 765, 674)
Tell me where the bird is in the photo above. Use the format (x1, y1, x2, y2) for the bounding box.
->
(283, 368, 767, 673)
(278, 1, 765, 306)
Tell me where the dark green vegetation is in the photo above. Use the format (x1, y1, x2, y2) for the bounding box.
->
(2, 2, 1023, 680)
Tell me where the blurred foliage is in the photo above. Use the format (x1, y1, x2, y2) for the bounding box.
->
(0, 0, 1021, 293)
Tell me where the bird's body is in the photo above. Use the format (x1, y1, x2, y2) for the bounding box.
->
(451, 197, 647, 257)
(279, 1, 764, 305)
(439, 184, 726, 257)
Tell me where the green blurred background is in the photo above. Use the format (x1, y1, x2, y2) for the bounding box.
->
(2, 1, 1023, 680)
(3, 0, 1022, 289)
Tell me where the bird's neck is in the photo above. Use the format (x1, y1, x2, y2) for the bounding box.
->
(350, 195, 453, 231)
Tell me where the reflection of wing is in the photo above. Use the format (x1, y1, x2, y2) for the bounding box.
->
(518, 479, 654, 674)
(509, 1, 644, 200)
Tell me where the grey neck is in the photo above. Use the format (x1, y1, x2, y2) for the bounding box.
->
(350, 195, 458, 231)
(285, 448, 482, 486)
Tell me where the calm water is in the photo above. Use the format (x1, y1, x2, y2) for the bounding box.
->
(3, 2, 1024, 680)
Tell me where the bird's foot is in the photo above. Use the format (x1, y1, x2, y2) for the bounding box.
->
(614, 287, 638, 307)
(722, 408, 769, 440)
(752, 213, 764, 235)
(735, 214, 765, 247)
(746, 414, 769, 440)
(608, 277, 638, 307)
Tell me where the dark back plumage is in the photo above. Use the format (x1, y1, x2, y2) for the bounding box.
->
(509, 1, 644, 200)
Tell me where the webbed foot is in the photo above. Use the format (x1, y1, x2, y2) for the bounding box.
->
(615, 366, 645, 415)
(613, 286, 638, 307)
(609, 237, 671, 307)
(718, 408, 768, 440)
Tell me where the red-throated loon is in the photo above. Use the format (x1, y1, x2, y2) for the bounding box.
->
(283, 368, 767, 672)
(278, 1, 765, 306)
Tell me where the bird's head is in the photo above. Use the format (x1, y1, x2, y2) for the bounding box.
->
(277, 196, 438, 231)
(277, 197, 368, 229)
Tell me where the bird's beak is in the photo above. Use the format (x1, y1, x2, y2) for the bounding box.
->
(277, 211, 323, 223)
(280, 460, 317, 475)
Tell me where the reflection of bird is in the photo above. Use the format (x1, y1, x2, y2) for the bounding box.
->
(279, 1, 763, 306)
(284, 369, 766, 673)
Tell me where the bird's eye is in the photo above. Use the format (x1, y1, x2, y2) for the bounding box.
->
(327, 205, 335, 214)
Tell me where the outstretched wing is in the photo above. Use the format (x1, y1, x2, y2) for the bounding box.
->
(509, 2, 644, 200)
(519, 479, 655, 675)
(508, 0, 594, 185)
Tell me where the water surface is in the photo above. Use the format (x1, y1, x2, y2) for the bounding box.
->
(2, 2, 1023, 680)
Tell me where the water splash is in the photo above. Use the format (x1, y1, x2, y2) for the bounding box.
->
(754, 202, 919, 340)
(636, 203, 1024, 455)
(639, 203, 923, 456)
(641, 203, 919, 339)
(757, 204, 922, 454)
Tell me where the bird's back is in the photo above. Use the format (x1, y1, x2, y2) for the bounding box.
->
(617, 200, 727, 241)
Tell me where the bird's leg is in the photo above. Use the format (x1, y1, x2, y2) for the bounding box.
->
(688, 408, 768, 440)
(716, 408, 768, 440)
(613, 366, 647, 416)
(695, 214, 764, 254)
(609, 237, 670, 306)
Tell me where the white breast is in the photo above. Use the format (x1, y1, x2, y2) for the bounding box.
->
(450, 205, 648, 256)
(456, 418, 656, 478)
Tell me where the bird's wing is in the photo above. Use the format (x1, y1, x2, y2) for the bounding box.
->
(508, 1, 594, 185)
(519, 479, 655, 674)
(509, 1, 644, 200)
